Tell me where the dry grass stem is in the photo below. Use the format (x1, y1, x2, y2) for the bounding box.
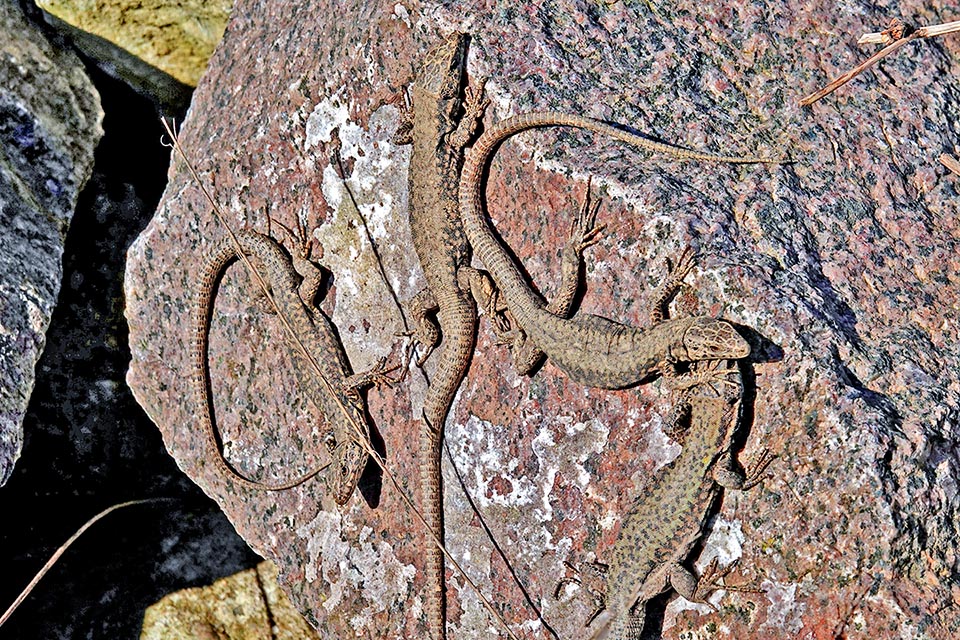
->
(159, 119, 526, 640)
(941, 153, 960, 177)
(800, 17, 960, 106)
(0, 499, 158, 628)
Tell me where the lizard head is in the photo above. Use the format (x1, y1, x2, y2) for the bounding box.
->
(680, 317, 751, 361)
(327, 438, 368, 505)
(416, 32, 468, 98)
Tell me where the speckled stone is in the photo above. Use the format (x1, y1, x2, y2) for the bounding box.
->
(0, 0, 102, 486)
(126, 1, 960, 638)
(36, 0, 233, 87)
(140, 561, 321, 639)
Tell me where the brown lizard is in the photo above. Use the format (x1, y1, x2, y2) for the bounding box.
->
(392, 33, 489, 639)
(194, 228, 391, 503)
(459, 111, 787, 388)
(393, 34, 611, 638)
(557, 359, 774, 639)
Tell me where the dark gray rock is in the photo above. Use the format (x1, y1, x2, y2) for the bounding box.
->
(0, 0, 102, 485)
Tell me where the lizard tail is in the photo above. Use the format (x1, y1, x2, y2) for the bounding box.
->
(193, 231, 322, 492)
(418, 295, 477, 640)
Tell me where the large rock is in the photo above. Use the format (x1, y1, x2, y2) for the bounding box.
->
(36, 0, 233, 87)
(35, 0, 233, 109)
(141, 561, 321, 640)
(125, 0, 960, 638)
(0, 0, 102, 486)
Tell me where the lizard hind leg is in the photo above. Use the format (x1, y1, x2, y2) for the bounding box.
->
(669, 557, 763, 606)
(270, 215, 327, 308)
(408, 288, 441, 366)
(554, 560, 609, 627)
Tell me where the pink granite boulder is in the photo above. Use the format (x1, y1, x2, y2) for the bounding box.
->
(125, 1, 960, 637)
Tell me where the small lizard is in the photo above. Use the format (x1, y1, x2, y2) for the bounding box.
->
(459, 111, 785, 388)
(194, 229, 391, 503)
(392, 33, 488, 639)
(558, 360, 774, 639)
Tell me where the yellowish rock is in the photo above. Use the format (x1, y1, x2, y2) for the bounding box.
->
(35, 0, 233, 86)
(140, 562, 320, 639)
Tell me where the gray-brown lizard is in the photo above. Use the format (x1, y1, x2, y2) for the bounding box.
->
(194, 229, 390, 503)
(459, 111, 784, 388)
(559, 360, 774, 639)
(392, 34, 489, 638)
(395, 34, 775, 636)
(393, 34, 611, 638)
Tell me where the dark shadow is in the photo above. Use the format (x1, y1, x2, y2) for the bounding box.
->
(357, 403, 385, 509)
(0, 41, 265, 639)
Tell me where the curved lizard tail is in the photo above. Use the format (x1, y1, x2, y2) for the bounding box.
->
(467, 112, 783, 168)
(193, 232, 324, 492)
(418, 297, 477, 640)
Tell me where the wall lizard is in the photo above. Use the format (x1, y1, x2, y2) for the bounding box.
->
(459, 111, 786, 388)
(559, 360, 773, 639)
(393, 34, 608, 638)
(395, 34, 781, 637)
(194, 229, 390, 504)
(392, 33, 489, 639)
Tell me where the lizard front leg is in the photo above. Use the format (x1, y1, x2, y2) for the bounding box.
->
(450, 79, 488, 150)
(409, 288, 441, 366)
(650, 246, 697, 324)
(496, 179, 605, 375)
(343, 356, 400, 389)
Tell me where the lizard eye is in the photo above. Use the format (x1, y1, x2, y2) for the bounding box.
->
(323, 432, 338, 452)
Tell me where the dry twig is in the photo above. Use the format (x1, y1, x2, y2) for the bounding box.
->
(941, 153, 960, 177)
(0, 499, 159, 628)
(800, 18, 960, 106)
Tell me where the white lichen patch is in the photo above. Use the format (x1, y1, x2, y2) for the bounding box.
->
(301, 94, 417, 369)
(445, 412, 609, 572)
(757, 579, 806, 636)
(698, 514, 746, 567)
(448, 413, 609, 521)
(392, 3, 411, 27)
(296, 510, 415, 631)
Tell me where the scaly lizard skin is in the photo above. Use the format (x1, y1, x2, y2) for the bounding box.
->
(393, 34, 602, 638)
(194, 229, 388, 503)
(459, 112, 781, 388)
(565, 360, 773, 639)
(393, 34, 487, 639)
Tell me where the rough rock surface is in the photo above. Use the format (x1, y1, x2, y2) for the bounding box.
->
(0, 0, 102, 486)
(36, 0, 233, 87)
(141, 561, 321, 640)
(125, 1, 960, 638)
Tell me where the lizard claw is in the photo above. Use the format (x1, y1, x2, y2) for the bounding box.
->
(741, 448, 777, 490)
(694, 557, 765, 600)
(569, 177, 605, 255)
(464, 80, 490, 115)
(346, 357, 401, 389)
(666, 246, 698, 284)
